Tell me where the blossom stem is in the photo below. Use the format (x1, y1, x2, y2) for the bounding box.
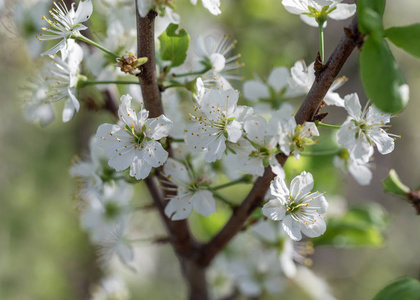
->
(172, 69, 210, 78)
(318, 21, 325, 63)
(170, 138, 185, 143)
(81, 80, 140, 87)
(210, 176, 251, 191)
(213, 192, 236, 208)
(316, 122, 341, 129)
(75, 35, 120, 59)
(129, 236, 170, 244)
(299, 148, 341, 156)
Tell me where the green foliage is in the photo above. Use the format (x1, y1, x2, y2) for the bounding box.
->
(360, 37, 408, 113)
(313, 205, 388, 248)
(357, 0, 386, 40)
(372, 277, 420, 300)
(382, 169, 410, 198)
(385, 24, 420, 58)
(158, 24, 190, 69)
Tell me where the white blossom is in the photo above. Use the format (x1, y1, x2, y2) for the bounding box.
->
(96, 94, 173, 180)
(22, 72, 54, 126)
(163, 158, 216, 220)
(70, 137, 115, 201)
(282, 0, 356, 27)
(80, 182, 133, 242)
(190, 0, 221, 15)
(193, 34, 242, 89)
(337, 93, 397, 162)
(37, 0, 93, 57)
(270, 103, 319, 160)
(288, 60, 347, 106)
(46, 40, 84, 122)
(185, 89, 253, 163)
(240, 116, 285, 177)
(262, 171, 328, 241)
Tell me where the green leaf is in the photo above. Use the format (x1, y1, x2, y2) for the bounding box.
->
(385, 24, 420, 58)
(372, 277, 420, 300)
(313, 205, 388, 248)
(382, 169, 410, 198)
(360, 37, 409, 113)
(158, 23, 190, 68)
(357, 0, 386, 39)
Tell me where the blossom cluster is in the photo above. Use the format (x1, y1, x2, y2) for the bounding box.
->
(16, 0, 406, 298)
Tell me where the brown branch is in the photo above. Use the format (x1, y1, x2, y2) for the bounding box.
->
(198, 17, 362, 266)
(135, 5, 208, 299)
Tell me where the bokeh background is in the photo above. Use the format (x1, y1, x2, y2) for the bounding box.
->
(1, 0, 419, 299)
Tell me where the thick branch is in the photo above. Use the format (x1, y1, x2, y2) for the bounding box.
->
(135, 5, 208, 299)
(136, 8, 164, 117)
(198, 17, 361, 266)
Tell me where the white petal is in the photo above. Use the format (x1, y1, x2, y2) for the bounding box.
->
(270, 175, 289, 200)
(328, 3, 356, 20)
(164, 195, 193, 220)
(300, 14, 327, 28)
(348, 161, 372, 186)
(118, 94, 137, 127)
(344, 93, 362, 119)
(251, 221, 277, 243)
(192, 190, 216, 217)
(62, 92, 79, 123)
(269, 157, 286, 178)
(268, 67, 290, 94)
(74, 0, 93, 24)
(109, 147, 136, 172)
(205, 135, 226, 162)
(244, 116, 269, 145)
(336, 119, 356, 149)
(201, 0, 221, 15)
(324, 91, 345, 107)
(301, 122, 319, 138)
(210, 53, 226, 72)
(143, 140, 168, 167)
(243, 80, 270, 101)
(262, 199, 286, 221)
(41, 38, 67, 57)
(163, 158, 190, 184)
(350, 134, 373, 162)
(289, 171, 314, 200)
(300, 215, 326, 238)
(130, 157, 152, 180)
(281, 215, 302, 241)
(137, 0, 154, 17)
(232, 106, 254, 122)
(226, 120, 243, 143)
(366, 106, 390, 125)
(281, 0, 308, 14)
(369, 129, 395, 155)
(145, 114, 173, 140)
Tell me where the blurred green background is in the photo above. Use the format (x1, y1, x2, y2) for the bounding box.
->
(1, 0, 420, 299)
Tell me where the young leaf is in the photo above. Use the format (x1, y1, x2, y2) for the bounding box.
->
(360, 37, 409, 113)
(385, 24, 420, 58)
(158, 24, 190, 68)
(382, 169, 410, 198)
(372, 277, 420, 300)
(357, 0, 386, 40)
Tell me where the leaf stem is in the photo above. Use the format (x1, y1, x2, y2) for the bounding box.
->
(172, 69, 209, 78)
(75, 35, 120, 59)
(300, 148, 341, 156)
(210, 176, 251, 191)
(318, 21, 325, 63)
(316, 122, 341, 129)
(81, 80, 140, 87)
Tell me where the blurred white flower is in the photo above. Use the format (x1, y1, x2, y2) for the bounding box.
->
(90, 277, 130, 300)
(46, 40, 84, 122)
(262, 171, 328, 241)
(96, 94, 173, 180)
(163, 158, 216, 220)
(333, 149, 373, 186)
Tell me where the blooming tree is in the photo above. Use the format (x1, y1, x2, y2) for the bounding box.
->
(10, 0, 420, 298)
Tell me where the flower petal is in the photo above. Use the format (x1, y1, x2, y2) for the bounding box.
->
(344, 93, 362, 119)
(243, 80, 270, 101)
(262, 199, 286, 221)
(74, 0, 93, 24)
(328, 3, 356, 20)
(192, 190, 216, 217)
